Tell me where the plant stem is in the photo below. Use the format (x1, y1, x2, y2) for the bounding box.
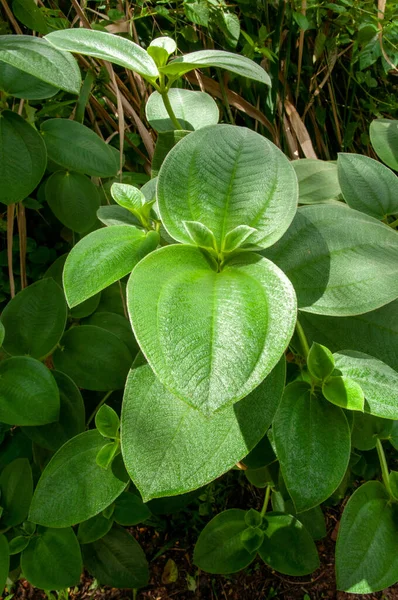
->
(388, 217, 398, 229)
(376, 439, 393, 498)
(295, 319, 310, 360)
(160, 90, 183, 130)
(260, 486, 271, 517)
(86, 390, 114, 427)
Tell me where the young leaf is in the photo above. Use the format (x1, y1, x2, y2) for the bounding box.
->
(146, 89, 219, 132)
(78, 514, 113, 545)
(160, 49, 271, 85)
(45, 29, 158, 81)
(244, 509, 262, 528)
(0, 110, 47, 205)
(121, 359, 285, 500)
(336, 481, 398, 593)
(221, 225, 257, 253)
(63, 226, 159, 308)
(0, 535, 9, 596)
(111, 183, 145, 213)
(351, 412, 393, 451)
(240, 527, 264, 553)
(0, 357, 59, 426)
(157, 125, 298, 250)
(53, 325, 133, 391)
(96, 441, 119, 469)
(193, 510, 257, 574)
(0, 458, 33, 527)
(147, 37, 176, 66)
(292, 158, 341, 204)
(273, 382, 351, 512)
(0, 35, 81, 94)
(21, 527, 82, 590)
(370, 118, 398, 171)
(183, 220, 218, 251)
(128, 245, 295, 414)
(95, 405, 120, 439)
(259, 513, 319, 575)
(307, 342, 335, 381)
(0, 62, 59, 99)
(113, 491, 151, 526)
(41, 119, 118, 177)
(8, 535, 30, 555)
(333, 351, 398, 419)
(97, 205, 141, 228)
(338, 153, 398, 219)
(29, 430, 127, 527)
(322, 376, 365, 412)
(81, 526, 149, 589)
(265, 204, 398, 316)
(0, 278, 67, 359)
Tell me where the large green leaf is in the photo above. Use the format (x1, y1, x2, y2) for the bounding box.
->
(337, 153, 398, 219)
(83, 312, 138, 356)
(157, 125, 298, 250)
(41, 119, 118, 177)
(12, 0, 48, 34)
(128, 245, 296, 414)
(273, 381, 351, 512)
(45, 171, 100, 233)
(160, 49, 270, 85)
(334, 351, 398, 419)
(21, 527, 82, 589)
(22, 371, 85, 451)
(0, 62, 59, 99)
(0, 278, 67, 359)
(0, 35, 81, 94)
(0, 458, 33, 527)
(259, 513, 319, 575)
(299, 299, 398, 371)
(46, 29, 158, 81)
(0, 110, 47, 205)
(193, 510, 257, 574)
(81, 526, 149, 589)
(0, 535, 9, 596)
(336, 481, 398, 593)
(121, 359, 285, 500)
(53, 325, 132, 391)
(29, 430, 127, 527)
(292, 159, 341, 204)
(146, 89, 219, 132)
(63, 226, 159, 307)
(265, 204, 398, 316)
(0, 357, 59, 426)
(370, 118, 398, 171)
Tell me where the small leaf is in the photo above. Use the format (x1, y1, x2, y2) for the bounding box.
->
(307, 342, 335, 381)
(240, 527, 264, 553)
(95, 405, 120, 439)
(161, 558, 178, 584)
(183, 220, 218, 251)
(113, 491, 151, 526)
(96, 441, 119, 469)
(9, 535, 30, 555)
(78, 514, 113, 545)
(322, 376, 364, 411)
(351, 412, 393, 451)
(111, 183, 145, 213)
(244, 508, 262, 528)
(370, 119, 398, 171)
(222, 225, 257, 253)
(148, 37, 176, 67)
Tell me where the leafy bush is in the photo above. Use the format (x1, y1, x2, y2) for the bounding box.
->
(0, 21, 398, 598)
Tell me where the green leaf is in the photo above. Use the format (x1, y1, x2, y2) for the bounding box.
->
(151, 129, 190, 177)
(128, 245, 295, 414)
(41, 119, 118, 178)
(265, 204, 398, 316)
(96, 405, 120, 439)
(322, 376, 364, 411)
(0, 458, 33, 527)
(336, 481, 398, 593)
(121, 359, 285, 500)
(222, 225, 257, 253)
(147, 37, 176, 67)
(244, 509, 262, 528)
(12, 0, 48, 34)
(110, 183, 145, 213)
(273, 381, 351, 512)
(45, 29, 158, 81)
(271, 494, 326, 541)
(157, 125, 298, 250)
(29, 430, 127, 527)
(292, 159, 341, 204)
(351, 412, 393, 451)
(259, 513, 319, 575)
(334, 351, 398, 419)
(0, 278, 67, 359)
(83, 312, 138, 357)
(63, 226, 159, 308)
(389, 471, 398, 500)
(146, 89, 219, 132)
(78, 514, 113, 545)
(307, 342, 335, 381)
(299, 299, 398, 371)
(0, 535, 9, 596)
(53, 325, 133, 391)
(183, 220, 218, 251)
(0, 62, 59, 99)
(0, 321, 4, 347)
(97, 205, 141, 228)
(240, 527, 264, 553)
(81, 526, 149, 589)
(0, 110, 47, 205)
(8, 535, 30, 555)
(0, 357, 59, 426)
(0, 35, 81, 94)
(161, 49, 270, 86)
(113, 491, 151, 526)
(193, 509, 257, 574)
(370, 119, 398, 171)
(45, 171, 100, 233)
(22, 371, 85, 452)
(96, 441, 119, 469)
(21, 527, 82, 589)
(338, 153, 398, 219)
(184, 0, 209, 26)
